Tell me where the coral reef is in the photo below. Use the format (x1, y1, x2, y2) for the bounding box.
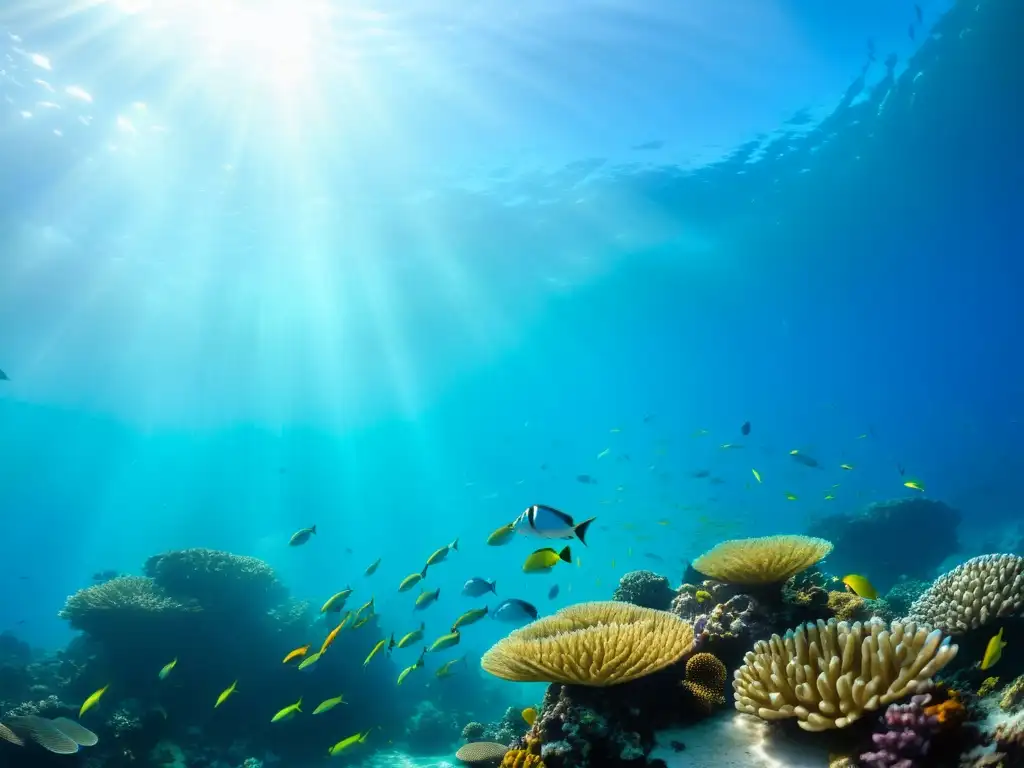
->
(733, 618, 959, 731)
(906, 554, 1024, 634)
(680, 653, 726, 707)
(692, 535, 833, 585)
(405, 700, 461, 755)
(611, 570, 674, 611)
(1001, 675, 1024, 712)
(884, 579, 931, 617)
(464, 707, 529, 745)
(144, 548, 286, 614)
(59, 576, 200, 637)
(860, 693, 940, 767)
(456, 741, 510, 764)
(807, 498, 961, 590)
(482, 602, 694, 686)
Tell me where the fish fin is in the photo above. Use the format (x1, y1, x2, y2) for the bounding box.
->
(451, 538, 459, 551)
(420, 564, 429, 578)
(490, 580, 497, 594)
(575, 517, 596, 545)
(311, 525, 317, 534)
(558, 546, 572, 563)
(435, 587, 441, 598)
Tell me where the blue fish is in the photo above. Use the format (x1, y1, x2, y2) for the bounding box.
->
(513, 505, 595, 545)
(461, 578, 497, 598)
(492, 599, 538, 623)
(547, 584, 559, 600)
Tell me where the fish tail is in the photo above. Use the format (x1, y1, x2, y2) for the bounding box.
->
(388, 633, 395, 652)
(558, 546, 572, 563)
(434, 587, 441, 599)
(451, 538, 459, 551)
(574, 517, 596, 545)
(311, 525, 317, 535)
(420, 564, 429, 578)
(490, 580, 497, 594)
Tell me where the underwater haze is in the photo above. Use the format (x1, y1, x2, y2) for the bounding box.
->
(1, 0, 1023, 767)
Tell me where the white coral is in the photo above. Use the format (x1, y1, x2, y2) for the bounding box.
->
(906, 554, 1024, 634)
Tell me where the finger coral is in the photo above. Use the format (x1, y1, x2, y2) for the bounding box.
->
(58, 576, 200, 636)
(905, 553, 1024, 634)
(693, 535, 833, 585)
(681, 652, 727, 706)
(732, 618, 959, 731)
(481, 601, 694, 686)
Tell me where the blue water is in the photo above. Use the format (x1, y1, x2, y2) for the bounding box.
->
(0, 0, 1022, 763)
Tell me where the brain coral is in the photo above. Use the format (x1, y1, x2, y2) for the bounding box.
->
(612, 570, 674, 611)
(58, 576, 199, 636)
(481, 601, 694, 686)
(456, 741, 509, 764)
(733, 618, 958, 731)
(682, 652, 727, 706)
(906, 554, 1024, 634)
(693, 535, 833, 585)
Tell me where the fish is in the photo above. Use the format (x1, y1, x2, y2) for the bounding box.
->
(720, 443, 742, 450)
(215, 680, 237, 708)
(92, 569, 118, 582)
(751, 469, 762, 483)
(79, 684, 109, 718)
(840, 464, 854, 471)
(364, 635, 393, 667)
(789, 450, 820, 468)
(824, 493, 835, 501)
(487, 523, 516, 546)
(690, 469, 710, 479)
(785, 492, 798, 501)
(462, 577, 497, 597)
(364, 558, 381, 576)
(282, 644, 311, 664)
(597, 448, 610, 459)
(842, 574, 878, 600)
(289, 525, 317, 546)
(908, 23, 915, 40)
(492, 598, 538, 623)
(514, 505, 596, 545)
(414, 587, 441, 610)
(548, 584, 560, 600)
(397, 650, 427, 685)
(158, 658, 177, 680)
(451, 606, 488, 631)
(399, 567, 428, 592)
(523, 546, 573, 573)
(395, 622, 426, 649)
(352, 614, 375, 630)
(428, 630, 461, 652)
(915, 4, 922, 23)
(426, 539, 459, 567)
(353, 597, 374, 620)
(297, 651, 322, 670)
(320, 619, 346, 655)
(522, 707, 538, 726)
(321, 588, 353, 613)
(435, 655, 468, 678)
(981, 628, 1007, 671)
(740, 421, 750, 436)
(313, 695, 347, 714)
(329, 729, 373, 756)
(271, 697, 302, 723)
(0, 369, 7, 381)
(576, 474, 597, 484)
(904, 479, 925, 492)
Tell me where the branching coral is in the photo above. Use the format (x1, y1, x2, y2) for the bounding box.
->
(58, 576, 199, 636)
(906, 554, 1024, 634)
(692, 535, 833, 585)
(860, 693, 940, 767)
(144, 549, 285, 612)
(681, 652, 726, 706)
(732, 618, 959, 731)
(612, 570, 674, 611)
(482, 602, 693, 686)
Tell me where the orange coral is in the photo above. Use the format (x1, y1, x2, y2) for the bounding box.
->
(681, 652, 727, 706)
(500, 736, 545, 768)
(924, 690, 966, 728)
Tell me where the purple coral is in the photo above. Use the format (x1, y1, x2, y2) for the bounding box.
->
(860, 694, 939, 768)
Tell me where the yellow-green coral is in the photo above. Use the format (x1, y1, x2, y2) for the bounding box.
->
(1001, 675, 1024, 712)
(682, 652, 726, 706)
(695, 590, 712, 604)
(501, 735, 544, 768)
(978, 676, 1000, 698)
(827, 590, 868, 621)
(693, 535, 833, 585)
(59, 576, 199, 636)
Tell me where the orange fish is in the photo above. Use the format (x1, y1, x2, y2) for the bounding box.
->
(320, 621, 345, 656)
(282, 644, 311, 664)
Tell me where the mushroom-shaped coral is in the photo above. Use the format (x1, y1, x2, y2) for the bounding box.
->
(0, 723, 24, 747)
(144, 548, 285, 612)
(481, 601, 694, 686)
(58, 576, 200, 636)
(456, 741, 509, 765)
(681, 652, 727, 706)
(692, 535, 833, 585)
(732, 618, 959, 731)
(905, 553, 1024, 634)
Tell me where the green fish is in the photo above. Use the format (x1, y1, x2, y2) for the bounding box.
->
(328, 729, 372, 756)
(435, 655, 468, 678)
(365, 558, 381, 576)
(397, 650, 426, 685)
(428, 630, 461, 653)
(297, 651, 322, 670)
(414, 587, 441, 611)
(158, 658, 177, 680)
(522, 546, 572, 573)
(289, 525, 316, 546)
(425, 539, 459, 567)
(271, 697, 302, 723)
(321, 588, 352, 613)
(486, 522, 516, 546)
(398, 567, 428, 593)
(451, 606, 489, 632)
(312, 695, 347, 715)
(396, 623, 425, 649)
(363, 635, 392, 667)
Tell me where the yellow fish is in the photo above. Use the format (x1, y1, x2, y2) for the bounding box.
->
(428, 630, 461, 653)
(158, 658, 177, 680)
(396, 622, 426, 649)
(840, 464, 854, 471)
(397, 650, 427, 686)
(904, 480, 925, 492)
(487, 522, 516, 546)
(321, 588, 353, 613)
(271, 697, 302, 723)
(364, 558, 381, 576)
(610, 559, 616, 569)
(597, 448, 610, 459)
(328, 729, 372, 756)
(981, 628, 1007, 671)
(451, 606, 489, 631)
(627, 547, 633, 557)
(215, 680, 237, 708)
(785, 492, 798, 501)
(79, 684, 109, 718)
(824, 494, 835, 501)
(313, 695, 347, 714)
(363, 635, 392, 667)
(425, 539, 459, 567)
(353, 597, 374, 620)
(399, 568, 428, 592)
(522, 707, 538, 726)
(435, 656, 467, 678)
(751, 469, 762, 483)
(352, 614, 375, 630)
(288, 525, 316, 546)
(282, 644, 311, 664)
(320, 619, 346, 655)
(842, 574, 878, 600)
(609, 428, 621, 433)
(297, 651, 322, 670)
(414, 587, 442, 610)
(523, 546, 572, 573)
(857, 433, 869, 439)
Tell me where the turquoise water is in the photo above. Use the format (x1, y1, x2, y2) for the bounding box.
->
(1, 0, 1022, 766)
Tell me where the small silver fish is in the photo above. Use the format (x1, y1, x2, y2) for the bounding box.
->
(492, 598, 538, 623)
(514, 505, 596, 545)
